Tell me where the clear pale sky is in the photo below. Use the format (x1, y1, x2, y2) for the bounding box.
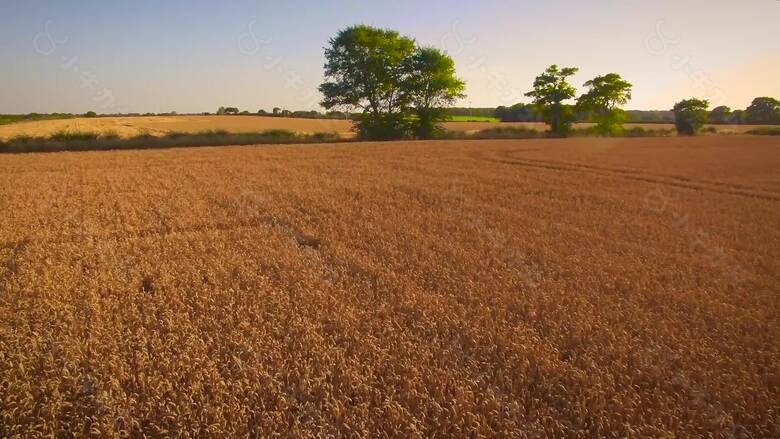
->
(1, 0, 777, 114)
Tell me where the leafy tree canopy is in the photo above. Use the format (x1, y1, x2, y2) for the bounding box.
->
(745, 97, 780, 124)
(708, 105, 732, 124)
(577, 73, 632, 135)
(525, 65, 579, 136)
(320, 25, 416, 115)
(319, 25, 463, 140)
(407, 47, 465, 138)
(672, 98, 709, 135)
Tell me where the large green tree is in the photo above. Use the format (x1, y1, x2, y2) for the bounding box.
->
(407, 47, 465, 138)
(745, 97, 780, 124)
(319, 25, 464, 140)
(577, 73, 632, 135)
(672, 98, 709, 135)
(319, 25, 416, 139)
(525, 65, 579, 136)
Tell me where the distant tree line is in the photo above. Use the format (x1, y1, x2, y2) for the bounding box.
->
(445, 107, 498, 118)
(212, 106, 353, 119)
(493, 97, 780, 128)
(205, 97, 780, 134)
(714, 97, 780, 125)
(488, 63, 780, 135)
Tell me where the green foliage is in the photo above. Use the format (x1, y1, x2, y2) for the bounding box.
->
(319, 25, 463, 140)
(199, 129, 231, 137)
(0, 115, 26, 126)
(471, 126, 542, 139)
(708, 105, 732, 124)
(728, 109, 746, 124)
(447, 115, 500, 122)
(745, 97, 780, 124)
(407, 47, 465, 138)
(0, 130, 343, 153)
(525, 65, 579, 136)
(494, 103, 538, 122)
(672, 98, 709, 135)
(101, 130, 120, 140)
(577, 73, 632, 135)
(256, 129, 297, 139)
(598, 109, 628, 135)
(746, 126, 780, 135)
(621, 126, 675, 137)
(319, 25, 416, 119)
(216, 107, 239, 115)
(51, 131, 99, 142)
(353, 113, 412, 141)
(410, 107, 447, 139)
(308, 132, 341, 142)
(9, 135, 34, 143)
(572, 125, 674, 137)
(445, 107, 497, 119)
(84, 111, 97, 118)
(444, 125, 674, 140)
(164, 131, 189, 139)
(624, 110, 674, 123)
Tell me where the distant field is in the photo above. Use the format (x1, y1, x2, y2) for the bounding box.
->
(0, 136, 777, 436)
(1, 115, 774, 140)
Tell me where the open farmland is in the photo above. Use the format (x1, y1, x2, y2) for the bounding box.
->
(0, 136, 778, 437)
(0, 115, 773, 140)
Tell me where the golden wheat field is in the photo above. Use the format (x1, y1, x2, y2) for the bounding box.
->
(0, 136, 779, 437)
(0, 115, 770, 140)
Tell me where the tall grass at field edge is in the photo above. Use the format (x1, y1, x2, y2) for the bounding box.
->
(0, 124, 769, 153)
(0, 129, 342, 153)
(745, 127, 780, 135)
(436, 125, 676, 140)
